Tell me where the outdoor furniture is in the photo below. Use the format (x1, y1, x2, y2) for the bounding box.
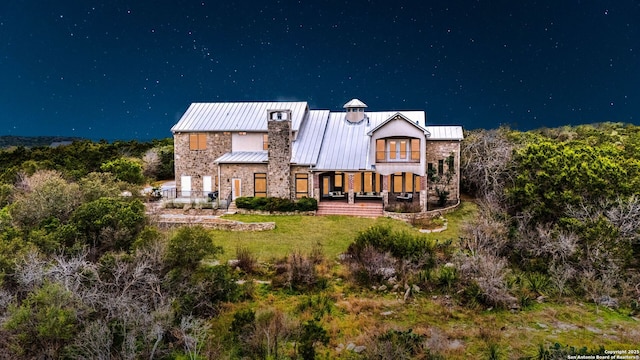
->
(396, 193, 413, 201)
(356, 191, 382, 199)
(328, 191, 346, 199)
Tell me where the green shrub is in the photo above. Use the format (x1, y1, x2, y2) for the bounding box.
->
(365, 329, 431, 359)
(235, 246, 258, 274)
(296, 197, 318, 211)
(165, 226, 222, 270)
(348, 225, 435, 262)
(297, 320, 329, 360)
(235, 196, 318, 212)
(436, 265, 458, 291)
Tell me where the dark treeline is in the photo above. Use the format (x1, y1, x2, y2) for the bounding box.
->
(0, 138, 174, 183)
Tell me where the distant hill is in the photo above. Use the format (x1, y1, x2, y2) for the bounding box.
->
(0, 136, 84, 149)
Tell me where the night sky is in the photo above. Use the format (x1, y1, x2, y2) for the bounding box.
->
(1, 1, 638, 140)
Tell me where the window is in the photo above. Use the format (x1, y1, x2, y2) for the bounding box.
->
(254, 173, 267, 197)
(375, 138, 420, 162)
(263, 134, 268, 150)
(414, 174, 422, 191)
(239, 131, 247, 135)
(334, 172, 343, 190)
(389, 140, 397, 159)
(410, 139, 420, 160)
(376, 139, 385, 161)
(438, 160, 444, 176)
(427, 163, 436, 184)
(189, 134, 206, 150)
(353, 172, 362, 193)
(295, 173, 308, 198)
(390, 172, 422, 193)
(392, 172, 403, 193)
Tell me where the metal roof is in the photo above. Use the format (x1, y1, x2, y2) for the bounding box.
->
(425, 126, 464, 140)
(171, 102, 308, 133)
(291, 110, 329, 165)
(311, 111, 428, 170)
(215, 151, 268, 163)
(343, 98, 368, 108)
(314, 113, 371, 170)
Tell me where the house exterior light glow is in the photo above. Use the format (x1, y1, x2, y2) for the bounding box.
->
(171, 99, 463, 212)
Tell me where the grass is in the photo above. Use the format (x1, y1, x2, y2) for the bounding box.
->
(202, 201, 640, 358)
(214, 201, 477, 262)
(212, 214, 414, 262)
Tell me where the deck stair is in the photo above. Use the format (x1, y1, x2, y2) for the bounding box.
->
(316, 202, 384, 217)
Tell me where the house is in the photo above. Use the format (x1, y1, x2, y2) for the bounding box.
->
(170, 99, 463, 213)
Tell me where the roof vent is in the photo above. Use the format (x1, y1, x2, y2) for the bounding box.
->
(343, 98, 367, 123)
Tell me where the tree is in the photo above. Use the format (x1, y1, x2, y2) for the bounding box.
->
(9, 170, 82, 228)
(508, 141, 633, 222)
(165, 226, 221, 270)
(3, 282, 80, 359)
(142, 145, 174, 180)
(78, 172, 121, 202)
(100, 157, 145, 185)
(70, 197, 146, 253)
(460, 128, 516, 204)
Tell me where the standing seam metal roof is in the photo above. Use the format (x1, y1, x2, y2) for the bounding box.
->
(425, 126, 464, 140)
(291, 110, 329, 165)
(171, 102, 308, 132)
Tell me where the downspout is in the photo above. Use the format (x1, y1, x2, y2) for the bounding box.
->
(309, 165, 314, 199)
(217, 162, 221, 207)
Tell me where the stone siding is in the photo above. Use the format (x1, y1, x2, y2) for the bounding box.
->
(174, 132, 231, 194)
(157, 220, 275, 231)
(291, 165, 313, 199)
(267, 117, 292, 198)
(425, 140, 461, 203)
(219, 163, 268, 199)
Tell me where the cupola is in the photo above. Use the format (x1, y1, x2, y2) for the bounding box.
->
(343, 98, 367, 123)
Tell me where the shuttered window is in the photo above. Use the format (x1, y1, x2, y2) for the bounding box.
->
(376, 139, 385, 161)
(295, 173, 308, 198)
(189, 134, 207, 150)
(254, 173, 267, 197)
(411, 139, 420, 160)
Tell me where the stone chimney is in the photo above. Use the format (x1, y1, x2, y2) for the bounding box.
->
(344, 98, 367, 123)
(267, 110, 292, 198)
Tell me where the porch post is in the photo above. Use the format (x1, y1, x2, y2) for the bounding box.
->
(313, 172, 321, 202)
(420, 175, 427, 212)
(382, 174, 389, 207)
(347, 173, 355, 204)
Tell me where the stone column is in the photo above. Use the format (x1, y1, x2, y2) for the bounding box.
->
(267, 110, 292, 199)
(382, 175, 389, 207)
(348, 173, 355, 204)
(420, 175, 427, 212)
(313, 172, 320, 202)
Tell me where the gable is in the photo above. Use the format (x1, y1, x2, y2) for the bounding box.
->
(368, 113, 428, 139)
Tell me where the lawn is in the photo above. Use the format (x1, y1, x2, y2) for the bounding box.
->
(211, 201, 476, 262)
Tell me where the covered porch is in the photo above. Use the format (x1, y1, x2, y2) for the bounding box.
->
(314, 171, 426, 213)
